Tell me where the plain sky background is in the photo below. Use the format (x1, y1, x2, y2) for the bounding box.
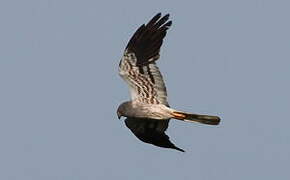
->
(0, 0, 289, 179)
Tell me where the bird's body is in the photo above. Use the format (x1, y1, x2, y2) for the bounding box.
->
(117, 13, 220, 152)
(118, 101, 173, 120)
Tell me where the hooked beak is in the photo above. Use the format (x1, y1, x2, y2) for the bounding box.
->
(117, 112, 122, 119)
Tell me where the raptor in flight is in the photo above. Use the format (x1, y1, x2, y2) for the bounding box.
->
(117, 13, 220, 152)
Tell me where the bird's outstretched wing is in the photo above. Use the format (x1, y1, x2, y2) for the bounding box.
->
(119, 13, 172, 105)
(125, 117, 184, 152)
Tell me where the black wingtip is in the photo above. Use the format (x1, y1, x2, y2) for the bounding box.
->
(125, 13, 172, 66)
(163, 13, 170, 20)
(174, 146, 185, 152)
(147, 13, 162, 26)
(165, 21, 172, 27)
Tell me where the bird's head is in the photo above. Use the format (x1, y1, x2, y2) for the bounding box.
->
(117, 102, 130, 119)
(117, 109, 122, 119)
(117, 101, 132, 119)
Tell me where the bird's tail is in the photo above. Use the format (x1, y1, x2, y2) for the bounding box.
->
(172, 111, 220, 125)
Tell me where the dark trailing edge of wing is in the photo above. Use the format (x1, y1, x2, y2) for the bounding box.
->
(125, 117, 185, 152)
(126, 13, 172, 66)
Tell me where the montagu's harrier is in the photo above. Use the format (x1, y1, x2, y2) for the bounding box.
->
(118, 13, 220, 152)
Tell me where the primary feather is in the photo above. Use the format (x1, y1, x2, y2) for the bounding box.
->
(119, 13, 171, 105)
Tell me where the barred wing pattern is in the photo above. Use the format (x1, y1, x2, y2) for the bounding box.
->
(119, 13, 185, 151)
(119, 13, 172, 105)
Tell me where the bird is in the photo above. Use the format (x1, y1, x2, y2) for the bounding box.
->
(117, 13, 220, 152)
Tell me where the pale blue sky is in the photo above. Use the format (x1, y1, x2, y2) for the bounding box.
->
(0, 0, 289, 179)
